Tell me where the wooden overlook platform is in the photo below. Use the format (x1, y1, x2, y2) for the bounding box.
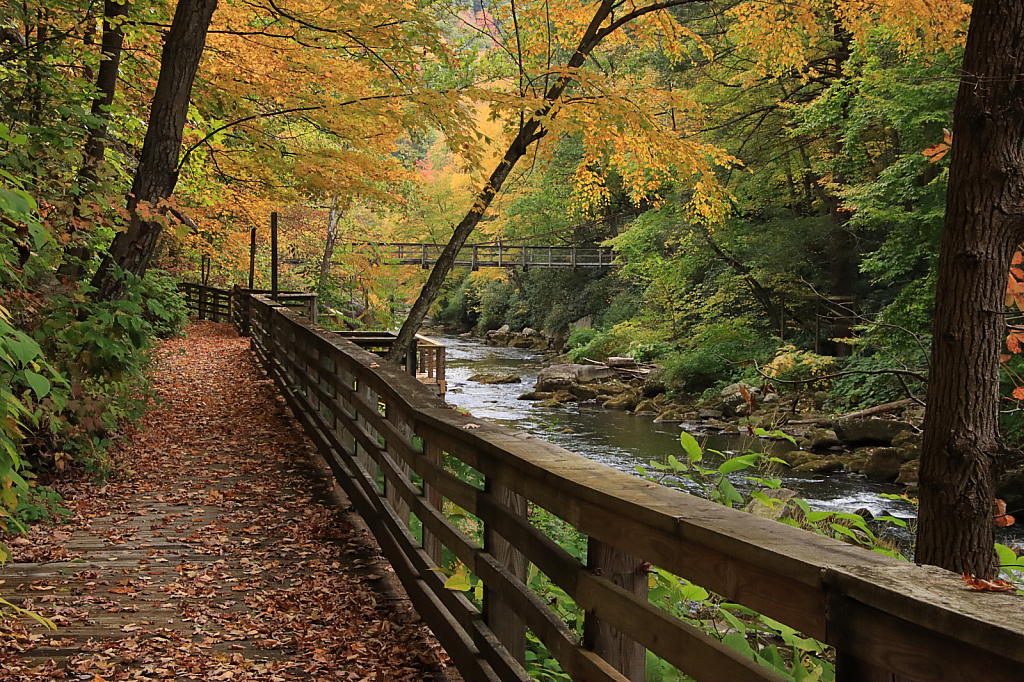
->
(5, 284, 1024, 682)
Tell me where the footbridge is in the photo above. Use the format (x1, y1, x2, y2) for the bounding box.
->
(175, 283, 1024, 682)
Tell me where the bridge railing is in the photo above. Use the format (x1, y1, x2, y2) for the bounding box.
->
(383, 243, 616, 269)
(238, 293, 1024, 682)
(178, 282, 231, 322)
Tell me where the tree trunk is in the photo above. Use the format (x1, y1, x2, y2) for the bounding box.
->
(916, 0, 1024, 577)
(386, 0, 627, 363)
(385, 119, 542, 362)
(59, 0, 130, 280)
(91, 0, 218, 300)
(317, 197, 343, 298)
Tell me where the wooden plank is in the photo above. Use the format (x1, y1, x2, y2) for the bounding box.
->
(258, 344, 511, 682)
(483, 481, 528, 665)
(422, 440, 445, 567)
(584, 540, 646, 682)
(575, 570, 785, 682)
(825, 589, 1023, 682)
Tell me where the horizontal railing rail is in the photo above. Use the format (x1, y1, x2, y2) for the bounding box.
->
(178, 282, 231, 322)
(239, 293, 1024, 682)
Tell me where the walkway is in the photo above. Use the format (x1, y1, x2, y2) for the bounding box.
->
(0, 322, 450, 681)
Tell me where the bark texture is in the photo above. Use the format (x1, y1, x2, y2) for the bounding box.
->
(917, 0, 1024, 577)
(91, 0, 218, 300)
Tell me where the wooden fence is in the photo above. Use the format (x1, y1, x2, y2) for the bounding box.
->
(179, 282, 231, 322)
(237, 292, 1024, 682)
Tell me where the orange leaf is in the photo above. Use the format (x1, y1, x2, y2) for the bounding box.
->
(962, 573, 1016, 592)
(1012, 388, 1024, 401)
(922, 142, 949, 163)
(994, 499, 1016, 527)
(1013, 251, 1023, 266)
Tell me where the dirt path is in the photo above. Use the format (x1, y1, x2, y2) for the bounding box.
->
(0, 322, 450, 681)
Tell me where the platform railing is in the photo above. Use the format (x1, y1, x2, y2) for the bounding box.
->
(238, 292, 1024, 682)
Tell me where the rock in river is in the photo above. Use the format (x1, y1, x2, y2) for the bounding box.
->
(535, 364, 619, 392)
(468, 373, 522, 384)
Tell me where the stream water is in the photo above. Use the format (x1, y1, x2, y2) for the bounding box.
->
(436, 334, 921, 523)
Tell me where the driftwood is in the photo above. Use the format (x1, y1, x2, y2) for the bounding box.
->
(582, 357, 653, 380)
(788, 398, 922, 426)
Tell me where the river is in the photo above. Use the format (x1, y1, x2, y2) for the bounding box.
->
(437, 334, 920, 521)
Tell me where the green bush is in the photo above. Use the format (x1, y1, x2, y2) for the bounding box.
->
(565, 327, 597, 350)
(662, 321, 775, 392)
(140, 270, 189, 338)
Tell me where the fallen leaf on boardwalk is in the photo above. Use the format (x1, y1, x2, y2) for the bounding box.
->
(962, 573, 1018, 592)
(462, 423, 481, 429)
(0, 321, 450, 682)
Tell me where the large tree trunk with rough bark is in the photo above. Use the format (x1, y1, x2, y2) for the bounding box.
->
(91, 0, 218, 300)
(916, 0, 1024, 577)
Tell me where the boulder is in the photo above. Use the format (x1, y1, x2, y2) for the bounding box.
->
(833, 418, 917, 446)
(891, 430, 922, 449)
(744, 488, 804, 522)
(698, 409, 724, 420)
(896, 460, 919, 485)
(653, 408, 686, 423)
(799, 428, 842, 451)
(535, 364, 619, 392)
(508, 334, 535, 348)
(603, 389, 643, 411)
(844, 456, 867, 474)
(468, 373, 521, 384)
(721, 383, 758, 417)
(518, 391, 553, 401)
(642, 369, 669, 397)
(635, 399, 660, 415)
(794, 457, 845, 474)
(862, 447, 903, 481)
(569, 385, 598, 401)
(552, 390, 578, 403)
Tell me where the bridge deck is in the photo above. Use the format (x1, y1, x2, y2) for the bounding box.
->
(0, 323, 450, 681)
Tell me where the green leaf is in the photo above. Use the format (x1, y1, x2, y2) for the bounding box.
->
(5, 336, 41, 367)
(718, 453, 760, 475)
(23, 370, 50, 399)
(679, 431, 703, 462)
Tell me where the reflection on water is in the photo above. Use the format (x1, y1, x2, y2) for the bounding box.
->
(439, 334, 922, 520)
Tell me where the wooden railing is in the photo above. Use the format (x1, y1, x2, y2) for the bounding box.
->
(238, 293, 1024, 682)
(383, 243, 616, 270)
(179, 282, 232, 322)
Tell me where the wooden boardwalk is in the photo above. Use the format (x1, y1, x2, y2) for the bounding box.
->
(0, 323, 449, 681)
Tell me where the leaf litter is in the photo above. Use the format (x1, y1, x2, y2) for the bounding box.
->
(1, 321, 451, 681)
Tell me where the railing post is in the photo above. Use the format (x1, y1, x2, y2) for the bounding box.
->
(521, 245, 527, 270)
(248, 226, 257, 289)
(422, 243, 428, 269)
(271, 211, 279, 301)
(583, 539, 647, 682)
(472, 244, 479, 271)
(484, 481, 528, 665)
(198, 285, 208, 320)
(421, 440, 444, 567)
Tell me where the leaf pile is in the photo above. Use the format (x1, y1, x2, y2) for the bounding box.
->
(1, 321, 451, 681)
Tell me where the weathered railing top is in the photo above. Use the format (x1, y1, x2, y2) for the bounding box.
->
(237, 291, 1024, 682)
